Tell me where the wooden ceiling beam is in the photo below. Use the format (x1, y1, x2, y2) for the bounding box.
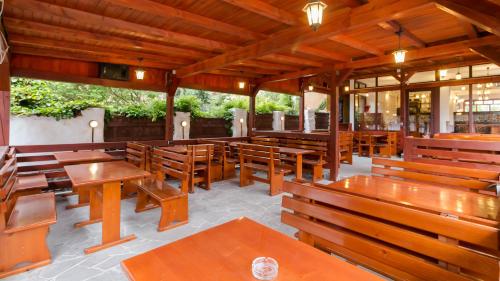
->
(469, 46, 500, 65)
(8, 34, 193, 65)
(291, 45, 350, 62)
(103, 0, 264, 41)
(329, 34, 385, 56)
(11, 46, 177, 69)
(435, 0, 500, 36)
(237, 60, 299, 72)
(8, 0, 234, 52)
(377, 20, 427, 48)
(176, 0, 435, 77)
(224, 66, 282, 75)
(219, 0, 299, 26)
(4, 18, 211, 60)
(459, 20, 479, 39)
(257, 66, 335, 84)
(208, 69, 261, 78)
(260, 54, 323, 67)
(259, 36, 497, 83)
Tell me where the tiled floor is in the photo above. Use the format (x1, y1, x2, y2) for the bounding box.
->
(5, 156, 378, 281)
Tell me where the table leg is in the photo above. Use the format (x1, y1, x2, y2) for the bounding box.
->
(74, 186, 102, 228)
(295, 154, 303, 181)
(66, 186, 90, 209)
(84, 181, 136, 254)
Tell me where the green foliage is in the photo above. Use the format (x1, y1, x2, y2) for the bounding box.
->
(255, 91, 298, 115)
(174, 95, 202, 118)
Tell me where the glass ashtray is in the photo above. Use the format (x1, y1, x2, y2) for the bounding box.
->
(252, 257, 278, 280)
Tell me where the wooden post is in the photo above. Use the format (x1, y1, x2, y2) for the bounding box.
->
(248, 85, 259, 136)
(329, 72, 340, 181)
(0, 60, 10, 146)
(400, 69, 409, 137)
(468, 83, 474, 133)
(298, 79, 305, 132)
(165, 74, 179, 141)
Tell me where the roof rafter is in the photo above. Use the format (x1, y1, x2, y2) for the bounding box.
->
(329, 34, 385, 56)
(469, 46, 500, 65)
(176, 0, 435, 77)
(219, 0, 299, 26)
(377, 20, 427, 48)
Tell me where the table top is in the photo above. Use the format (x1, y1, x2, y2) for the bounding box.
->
(230, 142, 315, 155)
(121, 217, 383, 281)
(65, 161, 150, 187)
(54, 151, 113, 165)
(323, 175, 500, 222)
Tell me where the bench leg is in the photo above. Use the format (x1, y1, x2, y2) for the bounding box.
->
(269, 172, 284, 196)
(223, 162, 236, 179)
(135, 188, 159, 213)
(157, 196, 188, 232)
(0, 227, 51, 278)
(210, 163, 223, 182)
(297, 230, 315, 246)
(239, 167, 253, 187)
(66, 185, 91, 209)
(122, 180, 139, 198)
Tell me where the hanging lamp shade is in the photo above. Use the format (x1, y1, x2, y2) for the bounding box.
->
(308, 84, 314, 91)
(135, 68, 145, 80)
(303, 1, 327, 31)
(393, 49, 407, 64)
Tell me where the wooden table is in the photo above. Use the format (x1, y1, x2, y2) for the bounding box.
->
(322, 175, 499, 222)
(122, 217, 383, 281)
(55, 151, 114, 209)
(230, 142, 315, 180)
(65, 161, 150, 254)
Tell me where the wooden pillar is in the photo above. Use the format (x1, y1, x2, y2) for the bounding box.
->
(298, 79, 305, 132)
(165, 75, 179, 141)
(468, 84, 474, 133)
(0, 60, 10, 146)
(329, 72, 340, 181)
(400, 70, 409, 137)
(248, 85, 259, 137)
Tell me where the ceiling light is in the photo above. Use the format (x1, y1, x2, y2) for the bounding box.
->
(308, 84, 314, 91)
(303, 0, 327, 31)
(455, 68, 462, 80)
(393, 28, 406, 64)
(135, 58, 145, 80)
(344, 85, 350, 92)
(238, 81, 246, 89)
(439, 69, 447, 79)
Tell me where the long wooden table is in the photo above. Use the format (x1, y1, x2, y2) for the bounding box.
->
(65, 161, 150, 254)
(122, 217, 383, 281)
(55, 151, 114, 209)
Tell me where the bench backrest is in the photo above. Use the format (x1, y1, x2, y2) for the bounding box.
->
(434, 133, 500, 141)
(281, 180, 500, 281)
(197, 140, 226, 164)
(0, 156, 17, 231)
(238, 143, 280, 168)
(126, 142, 149, 171)
(404, 137, 500, 172)
(188, 144, 214, 164)
(372, 158, 498, 192)
(151, 148, 191, 193)
(250, 137, 279, 147)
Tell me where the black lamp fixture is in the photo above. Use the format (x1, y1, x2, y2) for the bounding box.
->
(303, 0, 327, 31)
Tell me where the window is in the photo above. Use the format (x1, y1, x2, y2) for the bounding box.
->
(377, 76, 399, 86)
(472, 82, 500, 133)
(378, 91, 400, 130)
(408, 71, 436, 84)
(472, 63, 500, 77)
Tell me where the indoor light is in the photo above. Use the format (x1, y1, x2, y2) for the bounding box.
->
(344, 85, 350, 92)
(238, 81, 246, 89)
(239, 118, 244, 124)
(303, 0, 327, 31)
(439, 69, 447, 79)
(181, 121, 187, 127)
(308, 84, 314, 91)
(135, 57, 145, 80)
(461, 86, 466, 91)
(392, 28, 406, 64)
(455, 68, 462, 80)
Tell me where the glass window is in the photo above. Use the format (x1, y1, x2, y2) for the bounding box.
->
(354, 92, 377, 130)
(472, 83, 500, 134)
(439, 67, 470, 81)
(472, 63, 500, 77)
(355, 78, 376, 88)
(377, 76, 399, 86)
(408, 71, 436, 83)
(377, 91, 400, 130)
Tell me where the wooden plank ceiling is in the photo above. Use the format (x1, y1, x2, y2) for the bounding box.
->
(2, 0, 500, 83)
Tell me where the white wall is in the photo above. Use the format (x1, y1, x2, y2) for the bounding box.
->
(173, 112, 190, 140)
(10, 108, 105, 145)
(439, 87, 454, 133)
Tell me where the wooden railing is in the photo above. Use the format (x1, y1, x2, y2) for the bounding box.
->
(404, 137, 500, 172)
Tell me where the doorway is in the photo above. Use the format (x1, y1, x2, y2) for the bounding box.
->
(406, 88, 439, 136)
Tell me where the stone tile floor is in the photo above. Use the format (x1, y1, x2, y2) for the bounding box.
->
(5, 156, 383, 281)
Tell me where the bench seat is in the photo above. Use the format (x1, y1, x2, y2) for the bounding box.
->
(14, 174, 48, 193)
(6, 192, 56, 234)
(139, 180, 184, 201)
(242, 162, 291, 174)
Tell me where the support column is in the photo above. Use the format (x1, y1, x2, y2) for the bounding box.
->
(468, 84, 474, 133)
(329, 72, 340, 181)
(165, 75, 179, 141)
(248, 85, 259, 136)
(0, 60, 10, 146)
(400, 70, 409, 137)
(298, 79, 305, 132)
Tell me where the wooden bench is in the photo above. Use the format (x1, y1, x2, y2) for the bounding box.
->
(250, 137, 279, 147)
(188, 144, 213, 193)
(339, 131, 353, 164)
(277, 138, 326, 181)
(198, 140, 236, 180)
(281, 180, 500, 281)
(434, 133, 500, 141)
(372, 158, 499, 195)
(135, 148, 191, 232)
(0, 155, 57, 278)
(238, 143, 290, 196)
(123, 142, 151, 197)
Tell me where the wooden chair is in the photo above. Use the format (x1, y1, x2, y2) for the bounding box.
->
(281, 180, 500, 281)
(199, 140, 236, 180)
(135, 148, 191, 232)
(238, 143, 290, 196)
(123, 142, 150, 197)
(373, 133, 397, 158)
(357, 133, 374, 157)
(0, 155, 57, 278)
(188, 144, 213, 193)
(339, 132, 353, 164)
(372, 158, 499, 195)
